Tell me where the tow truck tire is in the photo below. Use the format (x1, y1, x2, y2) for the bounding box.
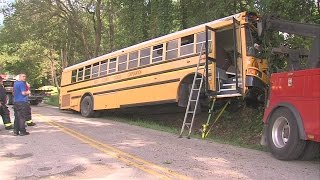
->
(6, 94, 13, 105)
(80, 96, 94, 118)
(267, 107, 306, 160)
(298, 141, 320, 161)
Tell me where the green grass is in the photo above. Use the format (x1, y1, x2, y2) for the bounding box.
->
(103, 108, 265, 151)
(41, 95, 265, 150)
(107, 116, 179, 134)
(45, 94, 59, 107)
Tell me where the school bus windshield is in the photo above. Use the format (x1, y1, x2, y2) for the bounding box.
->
(245, 25, 261, 57)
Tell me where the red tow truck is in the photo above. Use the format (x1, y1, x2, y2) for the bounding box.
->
(260, 16, 320, 160)
(263, 69, 320, 160)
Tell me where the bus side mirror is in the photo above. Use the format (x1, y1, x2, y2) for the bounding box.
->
(257, 21, 263, 37)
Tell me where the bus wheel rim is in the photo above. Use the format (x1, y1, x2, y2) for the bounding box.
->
(272, 116, 290, 148)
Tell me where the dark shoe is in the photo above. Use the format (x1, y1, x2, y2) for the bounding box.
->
(19, 131, 30, 136)
(13, 131, 19, 136)
(5, 126, 13, 130)
(27, 122, 36, 126)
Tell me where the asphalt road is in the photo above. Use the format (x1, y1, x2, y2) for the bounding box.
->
(0, 104, 319, 180)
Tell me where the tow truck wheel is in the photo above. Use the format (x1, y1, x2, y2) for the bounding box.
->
(80, 96, 94, 118)
(268, 107, 306, 160)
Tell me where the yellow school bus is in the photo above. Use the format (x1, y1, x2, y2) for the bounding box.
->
(60, 12, 269, 117)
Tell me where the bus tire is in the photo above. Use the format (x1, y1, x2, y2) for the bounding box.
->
(6, 94, 13, 105)
(298, 141, 320, 161)
(267, 107, 306, 160)
(81, 96, 95, 118)
(178, 83, 188, 107)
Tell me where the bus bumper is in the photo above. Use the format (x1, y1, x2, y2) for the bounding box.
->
(245, 76, 267, 103)
(245, 75, 266, 89)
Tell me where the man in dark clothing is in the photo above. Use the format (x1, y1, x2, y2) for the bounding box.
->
(13, 74, 30, 136)
(0, 76, 13, 130)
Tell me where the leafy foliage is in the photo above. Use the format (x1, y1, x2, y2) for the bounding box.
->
(0, 0, 319, 87)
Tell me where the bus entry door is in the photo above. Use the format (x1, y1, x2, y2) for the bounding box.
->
(233, 18, 244, 93)
(205, 26, 216, 95)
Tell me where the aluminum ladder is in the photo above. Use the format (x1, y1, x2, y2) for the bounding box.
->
(179, 43, 206, 138)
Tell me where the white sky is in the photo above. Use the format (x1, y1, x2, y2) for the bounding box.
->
(0, 0, 14, 25)
(0, 1, 319, 26)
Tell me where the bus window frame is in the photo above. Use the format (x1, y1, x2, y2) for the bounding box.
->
(118, 54, 128, 72)
(84, 65, 91, 80)
(139, 47, 151, 66)
(129, 51, 139, 69)
(152, 44, 164, 63)
(77, 67, 84, 82)
(180, 34, 195, 57)
(166, 39, 179, 60)
(109, 58, 117, 74)
(71, 70, 77, 83)
(92, 62, 100, 78)
(196, 31, 212, 53)
(100, 60, 108, 76)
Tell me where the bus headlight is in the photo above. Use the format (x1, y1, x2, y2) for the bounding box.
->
(248, 68, 262, 78)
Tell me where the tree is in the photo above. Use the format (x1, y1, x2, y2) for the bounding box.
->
(0, 0, 319, 88)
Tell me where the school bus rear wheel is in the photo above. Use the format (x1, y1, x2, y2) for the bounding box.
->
(80, 96, 95, 118)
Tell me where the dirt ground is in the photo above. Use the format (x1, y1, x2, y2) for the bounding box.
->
(0, 104, 319, 180)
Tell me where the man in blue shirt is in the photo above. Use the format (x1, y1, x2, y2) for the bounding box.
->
(13, 73, 30, 136)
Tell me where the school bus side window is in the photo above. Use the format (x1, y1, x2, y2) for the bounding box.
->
(140, 48, 151, 66)
(71, 70, 77, 82)
(166, 39, 178, 60)
(152, 44, 163, 63)
(100, 60, 108, 76)
(84, 65, 91, 80)
(118, 54, 128, 71)
(77, 68, 84, 81)
(92, 62, 100, 78)
(109, 58, 117, 73)
(180, 34, 194, 56)
(196, 31, 212, 53)
(129, 51, 139, 69)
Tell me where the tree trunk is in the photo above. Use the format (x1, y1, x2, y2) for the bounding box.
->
(180, 0, 188, 29)
(53, 0, 93, 59)
(94, 0, 102, 57)
(107, 0, 115, 52)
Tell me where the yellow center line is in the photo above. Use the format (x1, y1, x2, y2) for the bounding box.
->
(34, 113, 191, 180)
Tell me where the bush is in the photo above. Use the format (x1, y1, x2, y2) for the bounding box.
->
(45, 94, 59, 107)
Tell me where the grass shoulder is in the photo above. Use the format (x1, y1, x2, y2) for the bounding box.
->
(101, 105, 265, 151)
(44, 94, 59, 107)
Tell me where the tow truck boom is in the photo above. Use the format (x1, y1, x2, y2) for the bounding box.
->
(259, 16, 320, 68)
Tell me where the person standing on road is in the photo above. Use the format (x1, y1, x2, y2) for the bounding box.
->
(0, 76, 13, 130)
(13, 73, 30, 136)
